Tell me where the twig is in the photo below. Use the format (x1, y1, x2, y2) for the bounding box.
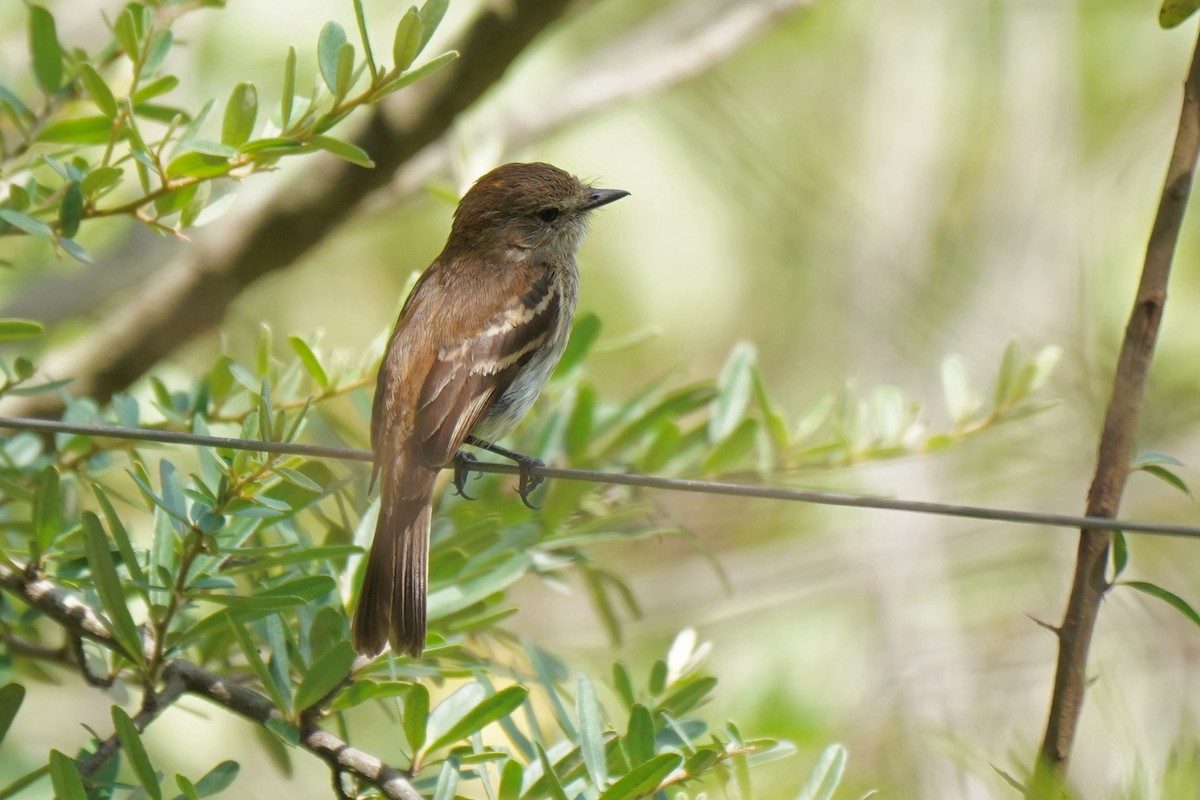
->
(0, 561, 422, 800)
(1, 414, 1199, 539)
(1032, 23, 1200, 791)
(0, 0, 810, 420)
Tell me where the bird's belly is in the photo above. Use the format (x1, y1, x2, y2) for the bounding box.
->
(472, 337, 564, 442)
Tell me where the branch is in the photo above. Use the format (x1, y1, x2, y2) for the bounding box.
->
(0, 0, 810, 420)
(0, 562, 421, 800)
(1, 0, 582, 418)
(1032, 24, 1200, 790)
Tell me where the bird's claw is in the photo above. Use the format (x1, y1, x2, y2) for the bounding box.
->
(513, 455, 545, 510)
(452, 450, 481, 500)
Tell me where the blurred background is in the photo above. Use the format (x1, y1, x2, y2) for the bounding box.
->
(3, 0, 1200, 797)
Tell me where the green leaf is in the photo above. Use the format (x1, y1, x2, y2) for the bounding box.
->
(166, 152, 232, 179)
(404, 682, 430, 753)
(942, 355, 978, 425)
(114, 5, 143, 60)
(228, 616, 292, 714)
(709, 342, 756, 442)
(281, 46, 296, 127)
(0, 683, 25, 747)
(432, 759, 459, 800)
(94, 484, 147, 588)
(1137, 464, 1192, 497)
(58, 181, 84, 238)
(288, 335, 329, 388)
(78, 63, 118, 117)
(796, 743, 847, 800)
(0, 318, 43, 343)
(533, 743, 570, 800)
(1124, 580, 1200, 628)
(318, 22, 348, 94)
(294, 641, 356, 711)
(417, 0, 449, 53)
(498, 758, 523, 800)
(37, 115, 116, 144)
(28, 6, 63, 94)
(0, 209, 53, 238)
(702, 417, 759, 474)
(1112, 530, 1128, 580)
(187, 593, 306, 611)
(48, 750, 87, 800)
(265, 717, 300, 746)
(193, 761, 239, 797)
(222, 82, 258, 147)
(133, 75, 179, 103)
(658, 676, 717, 717)
(176, 773, 199, 800)
(334, 42, 355, 100)
(613, 662, 636, 708)
(309, 135, 374, 167)
(31, 465, 61, 557)
(374, 50, 457, 97)
(83, 512, 144, 662)
(113, 705, 162, 800)
(83, 165, 125, 196)
(577, 673, 608, 788)
(648, 659, 667, 696)
(1161, 0, 1200, 27)
(597, 752, 682, 800)
(425, 685, 527, 754)
(625, 704, 655, 766)
(393, 7, 423, 72)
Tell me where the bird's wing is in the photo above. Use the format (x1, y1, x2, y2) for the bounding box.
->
(412, 268, 561, 466)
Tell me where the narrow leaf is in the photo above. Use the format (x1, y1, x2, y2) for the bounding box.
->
(392, 8, 423, 72)
(294, 641, 356, 711)
(417, 0, 449, 53)
(29, 6, 63, 94)
(281, 46, 296, 127)
(48, 750, 87, 800)
(404, 682, 430, 753)
(79, 63, 118, 117)
(113, 705, 162, 800)
(374, 50, 457, 96)
(597, 753, 682, 800)
(0, 683, 26, 747)
(625, 704, 655, 766)
(82, 512, 143, 662)
(0, 209, 53, 238)
(577, 673, 608, 788)
(288, 335, 329, 388)
(194, 760, 239, 797)
(309, 135, 374, 167)
(317, 22, 348, 94)
(796, 743, 847, 800)
(431, 759, 459, 800)
(221, 82, 258, 147)
(1124, 580, 1200, 628)
(1162, 0, 1200, 28)
(228, 616, 292, 714)
(0, 318, 43, 344)
(534, 743, 570, 800)
(426, 685, 527, 754)
(58, 181, 84, 238)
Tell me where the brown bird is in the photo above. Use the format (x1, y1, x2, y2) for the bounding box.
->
(353, 162, 629, 657)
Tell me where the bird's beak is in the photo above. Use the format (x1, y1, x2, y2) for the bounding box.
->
(582, 188, 630, 211)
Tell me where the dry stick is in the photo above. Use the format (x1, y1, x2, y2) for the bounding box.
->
(0, 564, 421, 800)
(1033, 25, 1200, 788)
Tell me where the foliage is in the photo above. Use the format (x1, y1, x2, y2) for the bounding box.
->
(0, 0, 457, 263)
(0, 295, 1057, 797)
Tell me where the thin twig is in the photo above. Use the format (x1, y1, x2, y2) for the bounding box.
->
(0, 561, 422, 800)
(0, 415, 1197, 539)
(1032, 23, 1200, 792)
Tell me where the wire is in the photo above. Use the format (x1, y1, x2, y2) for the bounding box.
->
(1, 414, 1197, 539)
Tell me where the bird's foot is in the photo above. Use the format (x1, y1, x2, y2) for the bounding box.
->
(452, 450, 482, 500)
(511, 452, 545, 510)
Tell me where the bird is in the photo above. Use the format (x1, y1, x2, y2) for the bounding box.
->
(352, 162, 629, 657)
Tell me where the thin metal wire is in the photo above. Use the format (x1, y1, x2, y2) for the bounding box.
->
(2, 414, 1198, 539)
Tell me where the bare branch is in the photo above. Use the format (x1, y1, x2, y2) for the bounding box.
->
(0, 561, 422, 800)
(1032, 23, 1200, 791)
(1, 0, 810, 420)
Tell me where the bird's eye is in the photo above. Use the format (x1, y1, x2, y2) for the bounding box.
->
(536, 207, 560, 223)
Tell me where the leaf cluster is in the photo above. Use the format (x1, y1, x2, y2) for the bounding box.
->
(0, 0, 457, 263)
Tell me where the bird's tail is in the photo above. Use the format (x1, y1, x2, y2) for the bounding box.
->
(352, 476, 435, 657)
